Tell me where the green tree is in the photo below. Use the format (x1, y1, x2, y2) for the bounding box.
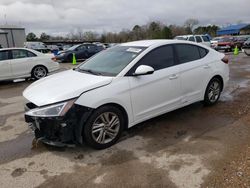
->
(184, 18, 199, 34)
(26, 32, 38, 41)
(193, 25, 220, 37)
(40, 32, 50, 41)
(148, 22, 162, 39)
(161, 26, 172, 39)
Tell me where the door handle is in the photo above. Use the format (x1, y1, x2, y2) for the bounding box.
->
(169, 74, 178, 80)
(203, 65, 210, 69)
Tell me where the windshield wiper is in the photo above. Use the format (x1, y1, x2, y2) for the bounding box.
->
(77, 68, 102, 76)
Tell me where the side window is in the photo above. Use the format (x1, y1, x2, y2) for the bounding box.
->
(77, 45, 86, 51)
(195, 36, 202, 43)
(199, 47, 209, 58)
(27, 50, 37, 57)
(202, 36, 210, 42)
(130, 45, 175, 73)
(0, 51, 9, 61)
(87, 45, 97, 52)
(189, 36, 195, 42)
(12, 50, 28, 59)
(175, 44, 201, 64)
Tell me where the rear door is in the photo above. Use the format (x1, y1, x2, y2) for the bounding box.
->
(127, 45, 181, 123)
(0, 50, 12, 80)
(10, 49, 36, 77)
(175, 44, 211, 104)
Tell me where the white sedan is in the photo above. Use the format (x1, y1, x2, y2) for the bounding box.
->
(23, 40, 229, 149)
(0, 48, 59, 81)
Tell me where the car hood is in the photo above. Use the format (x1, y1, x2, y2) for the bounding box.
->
(23, 70, 113, 106)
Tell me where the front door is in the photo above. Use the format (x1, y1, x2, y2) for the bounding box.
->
(127, 45, 181, 123)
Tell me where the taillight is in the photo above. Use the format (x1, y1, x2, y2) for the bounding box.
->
(221, 56, 229, 64)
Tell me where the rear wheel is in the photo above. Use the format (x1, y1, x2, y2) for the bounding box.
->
(83, 105, 125, 149)
(244, 49, 250, 56)
(204, 78, 222, 106)
(31, 66, 48, 80)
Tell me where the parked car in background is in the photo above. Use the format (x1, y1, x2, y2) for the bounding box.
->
(174, 35, 211, 47)
(23, 40, 229, 149)
(62, 44, 73, 51)
(0, 48, 59, 81)
(55, 43, 105, 62)
(242, 37, 250, 56)
(46, 45, 60, 55)
(234, 36, 248, 49)
(24, 42, 50, 53)
(210, 37, 222, 49)
(56, 44, 64, 51)
(214, 37, 235, 52)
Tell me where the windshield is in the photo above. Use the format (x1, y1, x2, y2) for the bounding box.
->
(67, 45, 80, 51)
(77, 46, 146, 76)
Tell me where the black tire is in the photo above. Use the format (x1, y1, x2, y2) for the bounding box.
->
(31, 66, 48, 80)
(204, 78, 222, 106)
(83, 105, 125, 149)
(244, 50, 250, 56)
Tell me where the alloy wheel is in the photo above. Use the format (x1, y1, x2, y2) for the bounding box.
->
(91, 112, 120, 144)
(208, 81, 221, 103)
(33, 66, 47, 79)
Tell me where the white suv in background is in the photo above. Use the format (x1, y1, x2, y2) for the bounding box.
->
(175, 35, 211, 47)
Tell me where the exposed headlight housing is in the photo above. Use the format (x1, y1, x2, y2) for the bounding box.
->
(25, 99, 76, 117)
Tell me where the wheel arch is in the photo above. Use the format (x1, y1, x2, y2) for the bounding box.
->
(31, 64, 48, 74)
(96, 103, 129, 130)
(210, 75, 224, 91)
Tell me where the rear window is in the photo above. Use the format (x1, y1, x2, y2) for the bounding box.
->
(175, 44, 201, 64)
(0, 51, 9, 61)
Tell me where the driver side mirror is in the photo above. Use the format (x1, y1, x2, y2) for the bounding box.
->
(133, 65, 154, 76)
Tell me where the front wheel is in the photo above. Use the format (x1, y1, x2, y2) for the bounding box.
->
(31, 66, 48, 80)
(83, 106, 125, 149)
(204, 78, 222, 106)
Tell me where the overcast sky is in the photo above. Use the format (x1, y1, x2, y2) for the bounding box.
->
(0, 0, 249, 36)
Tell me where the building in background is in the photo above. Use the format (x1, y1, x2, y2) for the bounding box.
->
(0, 25, 25, 48)
(217, 23, 250, 36)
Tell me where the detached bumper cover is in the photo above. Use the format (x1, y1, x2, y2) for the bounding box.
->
(25, 103, 93, 147)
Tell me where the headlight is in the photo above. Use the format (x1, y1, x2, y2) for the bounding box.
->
(25, 99, 76, 117)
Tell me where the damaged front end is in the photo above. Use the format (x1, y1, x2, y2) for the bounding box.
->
(24, 99, 93, 147)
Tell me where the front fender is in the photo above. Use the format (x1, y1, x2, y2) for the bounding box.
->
(75, 77, 134, 126)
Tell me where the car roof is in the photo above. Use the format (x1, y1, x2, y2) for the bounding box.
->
(120, 39, 205, 48)
(0, 47, 32, 51)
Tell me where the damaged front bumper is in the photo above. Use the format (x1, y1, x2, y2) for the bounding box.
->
(25, 102, 93, 147)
